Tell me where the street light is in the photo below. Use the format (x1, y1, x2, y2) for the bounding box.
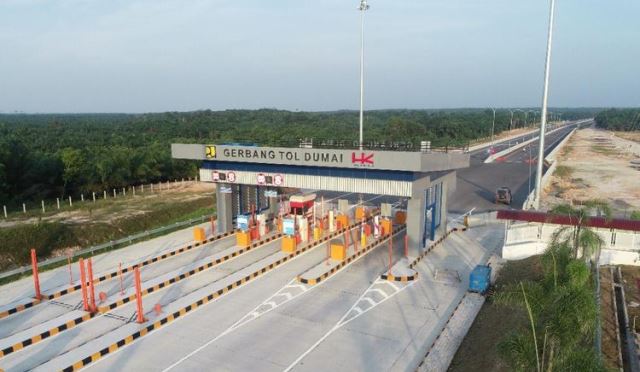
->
(490, 107, 496, 144)
(358, 0, 370, 150)
(510, 109, 526, 130)
(533, 0, 556, 210)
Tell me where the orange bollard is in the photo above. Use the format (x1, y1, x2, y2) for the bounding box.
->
(404, 234, 408, 258)
(210, 216, 216, 236)
(326, 241, 330, 265)
(388, 233, 393, 274)
(67, 253, 73, 285)
(99, 291, 107, 303)
(154, 303, 162, 316)
(87, 258, 97, 312)
(344, 229, 350, 250)
(134, 267, 145, 324)
(30, 249, 41, 300)
(118, 263, 124, 295)
(79, 258, 89, 311)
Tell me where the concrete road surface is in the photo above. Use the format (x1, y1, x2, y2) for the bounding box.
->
(450, 122, 581, 213)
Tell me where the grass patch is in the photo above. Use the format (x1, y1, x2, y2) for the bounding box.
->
(449, 256, 543, 372)
(0, 197, 215, 278)
(554, 165, 574, 179)
(591, 145, 617, 155)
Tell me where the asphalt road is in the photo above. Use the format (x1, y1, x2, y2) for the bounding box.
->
(449, 122, 584, 213)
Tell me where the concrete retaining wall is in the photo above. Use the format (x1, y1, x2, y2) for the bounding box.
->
(503, 221, 640, 264)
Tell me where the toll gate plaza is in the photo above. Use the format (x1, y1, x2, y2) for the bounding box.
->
(0, 142, 509, 372)
(172, 143, 469, 259)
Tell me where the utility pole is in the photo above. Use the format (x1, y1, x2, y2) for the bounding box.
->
(534, 0, 556, 210)
(490, 108, 496, 144)
(358, 0, 369, 150)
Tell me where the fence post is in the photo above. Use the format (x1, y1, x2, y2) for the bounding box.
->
(81, 194, 84, 202)
(134, 267, 145, 323)
(123, 187, 126, 197)
(151, 183, 154, 192)
(22, 203, 26, 214)
(93, 192, 96, 202)
(57, 198, 60, 209)
(103, 190, 106, 199)
(41, 200, 45, 213)
(141, 184, 144, 193)
(132, 186, 136, 196)
(30, 249, 41, 300)
(113, 189, 116, 198)
(3, 205, 6, 218)
(69, 196, 72, 207)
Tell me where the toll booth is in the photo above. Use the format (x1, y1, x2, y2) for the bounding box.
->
(172, 143, 468, 258)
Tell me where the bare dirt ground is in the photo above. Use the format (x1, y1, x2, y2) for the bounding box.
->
(615, 131, 640, 146)
(541, 127, 640, 216)
(0, 181, 216, 228)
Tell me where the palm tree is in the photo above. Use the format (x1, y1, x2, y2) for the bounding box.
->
(494, 243, 603, 372)
(548, 200, 611, 261)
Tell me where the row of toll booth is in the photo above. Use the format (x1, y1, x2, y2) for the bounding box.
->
(231, 193, 407, 251)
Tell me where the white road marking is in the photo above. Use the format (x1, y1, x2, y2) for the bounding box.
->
(283, 278, 415, 372)
(163, 225, 403, 372)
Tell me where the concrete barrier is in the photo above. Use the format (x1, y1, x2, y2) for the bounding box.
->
(502, 221, 640, 264)
(484, 124, 573, 164)
(521, 128, 577, 209)
(463, 211, 499, 228)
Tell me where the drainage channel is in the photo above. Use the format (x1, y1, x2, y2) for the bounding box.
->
(612, 266, 640, 372)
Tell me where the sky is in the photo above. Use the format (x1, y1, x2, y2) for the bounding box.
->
(0, 0, 638, 113)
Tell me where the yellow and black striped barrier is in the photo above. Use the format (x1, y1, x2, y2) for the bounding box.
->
(46, 230, 239, 301)
(408, 228, 457, 270)
(0, 312, 95, 358)
(379, 272, 419, 282)
(0, 299, 41, 320)
(61, 218, 372, 372)
(380, 226, 463, 282)
(97, 232, 283, 313)
(0, 230, 252, 356)
(298, 225, 406, 285)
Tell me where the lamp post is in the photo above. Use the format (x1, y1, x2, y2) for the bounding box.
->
(510, 109, 526, 130)
(534, 0, 556, 210)
(358, 0, 369, 150)
(490, 107, 496, 144)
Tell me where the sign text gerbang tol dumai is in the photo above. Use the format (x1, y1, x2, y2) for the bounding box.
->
(223, 148, 344, 164)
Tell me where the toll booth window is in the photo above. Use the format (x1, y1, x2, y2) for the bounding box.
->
(265, 176, 273, 184)
(219, 173, 227, 181)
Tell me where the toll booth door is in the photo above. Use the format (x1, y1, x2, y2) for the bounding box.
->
(422, 184, 441, 247)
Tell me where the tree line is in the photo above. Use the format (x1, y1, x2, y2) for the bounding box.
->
(595, 108, 640, 131)
(0, 108, 596, 205)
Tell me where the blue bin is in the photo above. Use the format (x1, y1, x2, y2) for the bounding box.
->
(468, 265, 491, 294)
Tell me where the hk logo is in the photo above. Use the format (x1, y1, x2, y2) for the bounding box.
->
(351, 152, 374, 166)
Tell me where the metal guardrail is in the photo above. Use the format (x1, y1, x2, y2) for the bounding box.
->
(0, 213, 215, 281)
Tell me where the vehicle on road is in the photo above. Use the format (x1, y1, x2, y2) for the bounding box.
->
(495, 186, 512, 205)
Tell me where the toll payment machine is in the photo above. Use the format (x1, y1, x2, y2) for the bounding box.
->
(281, 217, 297, 253)
(236, 214, 251, 247)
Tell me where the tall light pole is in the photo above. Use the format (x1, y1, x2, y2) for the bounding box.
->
(358, 0, 369, 150)
(533, 0, 556, 210)
(490, 107, 496, 144)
